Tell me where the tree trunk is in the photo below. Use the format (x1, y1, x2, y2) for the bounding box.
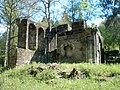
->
(4, 28, 9, 67)
(48, 1, 51, 28)
(118, 43, 120, 52)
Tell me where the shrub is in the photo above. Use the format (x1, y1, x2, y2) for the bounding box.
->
(35, 68, 56, 81)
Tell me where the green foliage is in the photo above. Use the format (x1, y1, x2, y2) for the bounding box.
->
(61, 63, 120, 76)
(65, 0, 90, 22)
(99, 0, 120, 18)
(58, 11, 71, 26)
(0, 63, 120, 90)
(0, 33, 6, 66)
(99, 19, 120, 50)
(35, 68, 56, 81)
(81, 2, 90, 10)
(0, 32, 6, 50)
(99, 0, 120, 50)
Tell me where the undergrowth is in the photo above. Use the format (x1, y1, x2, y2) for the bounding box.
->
(0, 63, 120, 90)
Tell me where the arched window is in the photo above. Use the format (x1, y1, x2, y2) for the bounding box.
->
(18, 19, 27, 48)
(38, 27, 44, 50)
(64, 44, 73, 57)
(28, 23, 36, 50)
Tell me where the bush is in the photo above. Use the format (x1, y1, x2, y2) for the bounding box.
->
(0, 63, 120, 90)
(35, 68, 56, 81)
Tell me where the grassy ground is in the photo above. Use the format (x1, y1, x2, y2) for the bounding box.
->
(0, 63, 120, 90)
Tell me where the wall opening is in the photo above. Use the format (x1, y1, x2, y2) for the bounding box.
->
(64, 44, 73, 57)
(18, 19, 27, 48)
(28, 23, 36, 50)
(38, 27, 44, 50)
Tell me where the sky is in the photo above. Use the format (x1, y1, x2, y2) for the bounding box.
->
(87, 18, 105, 26)
(0, 0, 104, 34)
(0, 24, 7, 34)
(0, 18, 104, 34)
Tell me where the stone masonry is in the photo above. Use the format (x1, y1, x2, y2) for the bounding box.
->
(14, 19, 104, 66)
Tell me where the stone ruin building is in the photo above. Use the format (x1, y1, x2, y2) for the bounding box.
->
(11, 19, 104, 66)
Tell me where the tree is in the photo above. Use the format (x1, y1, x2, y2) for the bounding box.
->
(38, 0, 61, 28)
(0, 0, 40, 68)
(58, 11, 71, 25)
(99, 0, 120, 51)
(99, 18, 120, 51)
(108, 16, 120, 50)
(99, 22, 113, 50)
(40, 0, 51, 27)
(18, 0, 39, 19)
(64, 0, 90, 22)
(0, 33, 6, 66)
(0, 0, 20, 67)
(99, 0, 120, 26)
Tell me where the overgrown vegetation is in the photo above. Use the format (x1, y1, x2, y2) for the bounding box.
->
(0, 63, 120, 90)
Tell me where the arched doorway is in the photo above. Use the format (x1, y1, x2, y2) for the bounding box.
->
(64, 44, 73, 57)
(38, 27, 44, 50)
(18, 19, 27, 48)
(28, 23, 36, 50)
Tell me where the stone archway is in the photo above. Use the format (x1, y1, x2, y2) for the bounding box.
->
(28, 23, 36, 50)
(64, 44, 73, 57)
(38, 27, 44, 50)
(18, 19, 27, 48)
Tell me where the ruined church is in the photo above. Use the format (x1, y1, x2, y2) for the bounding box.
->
(11, 19, 104, 66)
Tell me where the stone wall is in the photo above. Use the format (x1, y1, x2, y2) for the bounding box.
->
(53, 30, 85, 62)
(16, 48, 35, 66)
(16, 19, 45, 66)
(49, 28, 103, 63)
(15, 19, 103, 66)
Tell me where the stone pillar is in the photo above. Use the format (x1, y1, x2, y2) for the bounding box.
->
(86, 34, 93, 63)
(26, 21, 29, 49)
(36, 27, 39, 50)
(89, 36, 93, 63)
(98, 42, 101, 63)
(93, 32, 97, 63)
(86, 38, 88, 62)
(96, 34, 101, 64)
(55, 34, 58, 49)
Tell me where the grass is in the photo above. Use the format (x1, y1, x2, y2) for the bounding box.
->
(0, 63, 120, 90)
